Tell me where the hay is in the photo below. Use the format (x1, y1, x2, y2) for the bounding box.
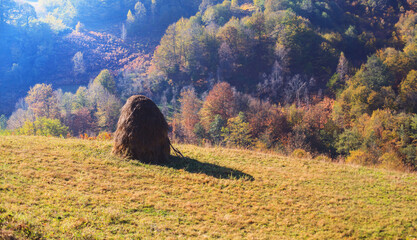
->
(112, 95, 170, 163)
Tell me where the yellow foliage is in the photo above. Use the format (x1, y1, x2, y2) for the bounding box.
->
(314, 155, 332, 162)
(291, 148, 310, 159)
(346, 149, 372, 165)
(379, 152, 405, 171)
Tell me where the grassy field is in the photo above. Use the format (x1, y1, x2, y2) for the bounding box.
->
(1, 136, 417, 239)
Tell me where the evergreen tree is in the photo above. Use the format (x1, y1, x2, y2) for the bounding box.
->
(209, 115, 225, 144)
(0, 115, 7, 129)
(127, 10, 135, 23)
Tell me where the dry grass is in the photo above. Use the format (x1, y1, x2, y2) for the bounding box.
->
(1, 136, 417, 239)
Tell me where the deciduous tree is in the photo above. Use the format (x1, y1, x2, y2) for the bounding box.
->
(179, 88, 202, 141)
(199, 82, 236, 130)
(25, 84, 59, 119)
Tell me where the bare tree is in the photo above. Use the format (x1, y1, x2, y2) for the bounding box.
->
(72, 51, 86, 75)
(218, 42, 237, 79)
(336, 52, 348, 84)
(284, 74, 307, 107)
(7, 108, 35, 130)
(160, 89, 169, 117)
(257, 60, 284, 101)
(121, 23, 127, 40)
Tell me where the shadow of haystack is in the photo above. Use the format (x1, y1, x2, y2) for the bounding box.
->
(157, 156, 254, 180)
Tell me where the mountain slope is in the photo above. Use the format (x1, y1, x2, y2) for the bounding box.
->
(1, 136, 417, 239)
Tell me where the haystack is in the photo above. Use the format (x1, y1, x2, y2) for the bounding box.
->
(112, 95, 170, 163)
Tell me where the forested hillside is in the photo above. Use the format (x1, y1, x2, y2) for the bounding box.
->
(1, 0, 417, 171)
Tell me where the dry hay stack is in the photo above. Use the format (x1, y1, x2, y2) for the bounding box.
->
(112, 95, 170, 163)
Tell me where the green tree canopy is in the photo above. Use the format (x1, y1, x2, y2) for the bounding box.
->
(93, 69, 116, 94)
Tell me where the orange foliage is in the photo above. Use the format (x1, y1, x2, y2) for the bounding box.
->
(179, 89, 201, 141)
(199, 82, 236, 130)
(303, 97, 335, 130)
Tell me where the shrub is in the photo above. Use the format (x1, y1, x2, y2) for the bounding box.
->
(314, 155, 332, 162)
(291, 149, 310, 159)
(345, 149, 372, 165)
(379, 152, 405, 171)
(97, 132, 112, 141)
(17, 118, 69, 137)
(400, 145, 417, 169)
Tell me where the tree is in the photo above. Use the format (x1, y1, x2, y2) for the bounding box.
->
(222, 112, 252, 147)
(363, 0, 388, 12)
(202, 2, 232, 25)
(377, 48, 411, 84)
(134, 1, 146, 22)
(75, 21, 85, 32)
(57, 91, 74, 117)
(25, 84, 59, 119)
(0, 115, 7, 129)
(284, 75, 307, 106)
(328, 52, 349, 95)
(300, 0, 313, 12)
(357, 55, 393, 91)
(209, 115, 225, 144)
(88, 84, 121, 132)
(246, 98, 271, 139)
(93, 69, 116, 94)
(218, 42, 237, 78)
(72, 86, 89, 111)
(400, 70, 417, 112)
(17, 117, 69, 137)
(127, 9, 135, 23)
(6, 109, 35, 130)
(199, 0, 213, 12)
(69, 108, 96, 136)
(72, 51, 86, 75)
(153, 24, 179, 77)
(254, 0, 265, 11)
(121, 23, 127, 40)
(336, 52, 348, 84)
(179, 88, 202, 141)
(257, 60, 284, 101)
(199, 82, 236, 131)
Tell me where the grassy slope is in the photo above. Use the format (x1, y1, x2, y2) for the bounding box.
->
(1, 136, 417, 239)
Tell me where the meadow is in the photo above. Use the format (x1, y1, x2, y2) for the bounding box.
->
(1, 136, 417, 239)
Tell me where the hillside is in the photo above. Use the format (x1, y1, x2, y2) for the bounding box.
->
(1, 136, 417, 239)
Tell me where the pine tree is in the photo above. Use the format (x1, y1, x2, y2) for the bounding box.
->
(209, 115, 225, 144)
(127, 10, 135, 24)
(0, 115, 7, 130)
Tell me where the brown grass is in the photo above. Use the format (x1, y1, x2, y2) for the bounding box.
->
(1, 136, 417, 239)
